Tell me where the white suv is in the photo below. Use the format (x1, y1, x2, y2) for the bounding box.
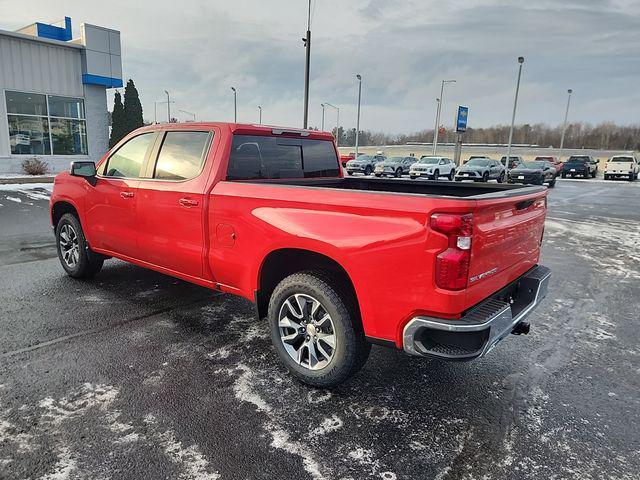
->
(604, 154, 639, 181)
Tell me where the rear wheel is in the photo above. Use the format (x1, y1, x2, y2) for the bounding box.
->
(268, 272, 370, 388)
(448, 169, 455, 181)
(482, 171, 489, 182)
(55, 213, 104, 278)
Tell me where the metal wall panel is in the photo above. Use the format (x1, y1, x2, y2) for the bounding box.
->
(0, 34, 83, 97)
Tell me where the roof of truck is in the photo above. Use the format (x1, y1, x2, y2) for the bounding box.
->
(136, 122, 336, 140)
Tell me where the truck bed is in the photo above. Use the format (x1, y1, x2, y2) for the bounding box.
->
(247, 177, 546, 199)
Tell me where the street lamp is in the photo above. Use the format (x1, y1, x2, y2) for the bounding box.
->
(178, 109, 196, 122)
(230, 87, 237, 123)
(324, 102, 340, 147)
(164, 90, 171, 123)
(320, 103, 326, 131)
(258, 105, 262, 124)
(558, 89, 573, 161)
(433, 80, 456, 155)
(504, 56, 525, 179)
(355, 74, 362, 157)
(302, 0, 312, 128)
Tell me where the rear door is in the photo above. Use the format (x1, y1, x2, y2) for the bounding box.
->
(135, 129, 214, 279)
(86, 132, 157, 257)
(468, 190, 547, 288)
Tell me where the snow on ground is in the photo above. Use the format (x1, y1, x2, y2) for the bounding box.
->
(0, 183, 53, 192)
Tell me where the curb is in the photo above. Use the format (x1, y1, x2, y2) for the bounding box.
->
(0, 176, 55, 185)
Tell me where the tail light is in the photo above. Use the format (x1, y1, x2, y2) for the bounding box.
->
(430, 213, 473, 290)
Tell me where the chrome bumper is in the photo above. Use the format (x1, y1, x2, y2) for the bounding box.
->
(403, 265, 551, 360)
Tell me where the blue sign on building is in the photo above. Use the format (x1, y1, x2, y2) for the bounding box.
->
(456, 106, 469, 132)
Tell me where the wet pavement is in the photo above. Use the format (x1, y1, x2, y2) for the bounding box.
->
(1, 179, 639, 480)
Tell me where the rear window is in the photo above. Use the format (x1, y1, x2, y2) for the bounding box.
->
(567, 156, 589, 163)
(227, 135, 339, 180)
(611, 156, 633, 163)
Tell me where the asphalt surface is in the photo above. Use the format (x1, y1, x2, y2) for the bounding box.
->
(0, 178, 639, 480)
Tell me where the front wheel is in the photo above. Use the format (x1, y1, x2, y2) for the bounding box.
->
(268, 272, 371, 388)
(347, 171, 353, 175)
(409, 175, 417, 180)
(561, 173, 566, 179)
(364, 166, 373, 176)
(431, 169, 439, 180)
(482, 171, 489, 182)
(395, 168, 402, 178)
(497, 172, 505, 183)
(548, 177, 556, 188)
(55, 213, 104, 278)
(448, 170, 455, 181)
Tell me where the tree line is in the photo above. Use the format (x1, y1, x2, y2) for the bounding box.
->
(109, 79, 144, 148)
(330, 123, 640, 151)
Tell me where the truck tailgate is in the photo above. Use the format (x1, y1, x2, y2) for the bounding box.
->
(468, 190, 546, 289)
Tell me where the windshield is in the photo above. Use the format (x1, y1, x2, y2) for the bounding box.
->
(467, 159, 490, 166)
(521, 161, 545, 169)
(535, 156, 554, 161)
(418, 157, 440, 164)
(388, 157, 405, 162)
(611, 157, 633, 162)
(354, 156, 372, 161)
(567, 156, 589, 163)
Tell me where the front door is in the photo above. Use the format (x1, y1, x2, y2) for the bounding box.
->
(135, 130, 213, 279)
(85, 132, 157, 258)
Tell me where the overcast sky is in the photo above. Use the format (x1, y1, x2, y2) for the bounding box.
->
(3, 0, 639, 133)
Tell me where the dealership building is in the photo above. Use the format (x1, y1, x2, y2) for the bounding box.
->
(0, 17, 122, 174)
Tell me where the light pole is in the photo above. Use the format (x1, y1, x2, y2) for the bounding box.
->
(302, 0, 312, 128)
(433, 80, 456, 155)
(505, 56, 525, 179)
(154, 101, 159, 124)
(355, 74, 362, 157)
(324, 102, 339, 147)
(432, 98, 440, 152)
(230, 87, 237, 122)
(258, 105, 262, 124)
(178, 109, 196, 122)
(558, 89, 573, 161)
(320, 103, 325, 131)
(164, 90, 171, 123)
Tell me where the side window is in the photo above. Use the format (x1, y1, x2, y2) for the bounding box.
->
(104, 133, 155, 178)
(153, 131, 212, 181)
(302, 140, 340, 177)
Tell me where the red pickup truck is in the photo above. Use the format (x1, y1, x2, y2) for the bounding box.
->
(50, 123, 550, 387)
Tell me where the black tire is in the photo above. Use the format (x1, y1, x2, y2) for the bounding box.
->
(561, 173, 566, 179)
(629, 174, 635, 182)
(604, 174, 610, 180)
(347, 171, 353, 175)
(591, 169, 597, 178)
(374, 173, 382, 177)
(395, 168, 402, 178)
(364, 166, 373, 176)
(431, 169, 439, 180)
(55, 213, 104, 278)
(455, 178, 462, 182)
(267, 271, 371, 388)
(497, 172, 505, 183)
(448, 169, 455, 181)
(548, 177, 556, 188)
(482, 171, 489, 182)
(409, 175, 417, 180)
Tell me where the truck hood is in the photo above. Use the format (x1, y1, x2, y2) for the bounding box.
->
(510, 168, 543, 175)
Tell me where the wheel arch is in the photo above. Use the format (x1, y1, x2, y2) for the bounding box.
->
(51, 200, 80, 230)
(255, 248, 361, 324)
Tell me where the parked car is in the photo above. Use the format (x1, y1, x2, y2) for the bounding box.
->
(464, 155, 492, 165)
(535, 156, 563, 173)
(346, 153, 385, 176)
(374, 156, 416, 177)
(500, 156, 524, 169)
(562, 155, 598, 178)
(50, 122, 550, 387)
(508, 160, 557, 187)
(604, 154, 639, 181)
(455, 158, 505, 182)
(340, 153, 355, 168)
(409, 156, 456, 180)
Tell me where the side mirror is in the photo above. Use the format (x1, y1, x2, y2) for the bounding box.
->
(70, 161, 97, 186)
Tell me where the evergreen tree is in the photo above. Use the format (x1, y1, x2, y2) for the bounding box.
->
(123, 79, 144, 135)
(108, 91, 125, 148)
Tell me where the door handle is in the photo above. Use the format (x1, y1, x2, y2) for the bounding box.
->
(179, 198, 199, 207)
(120, 191, 134, 199)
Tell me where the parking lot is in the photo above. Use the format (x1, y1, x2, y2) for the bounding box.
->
(1, 178, 639, 480)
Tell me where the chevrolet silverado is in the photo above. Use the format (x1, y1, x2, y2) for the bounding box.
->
(50, 123, 550, 387)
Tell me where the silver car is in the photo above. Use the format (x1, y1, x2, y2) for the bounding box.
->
(455, 158, 505, 182)
(346, 154, 386, 176)
(374, 156, 416, 177)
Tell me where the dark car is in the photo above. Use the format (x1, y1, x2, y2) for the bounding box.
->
(500, 156, 524, 169)
(562, 155, 598, 178)
(535, 156, 563, 173)
(508, 160, 557, 187)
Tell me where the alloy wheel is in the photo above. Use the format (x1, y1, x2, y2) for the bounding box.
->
(278, 293, 336, 370)
(59, 224, 80, 269)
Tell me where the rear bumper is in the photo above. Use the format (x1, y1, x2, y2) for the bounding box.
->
(402, 265, 551, 360)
